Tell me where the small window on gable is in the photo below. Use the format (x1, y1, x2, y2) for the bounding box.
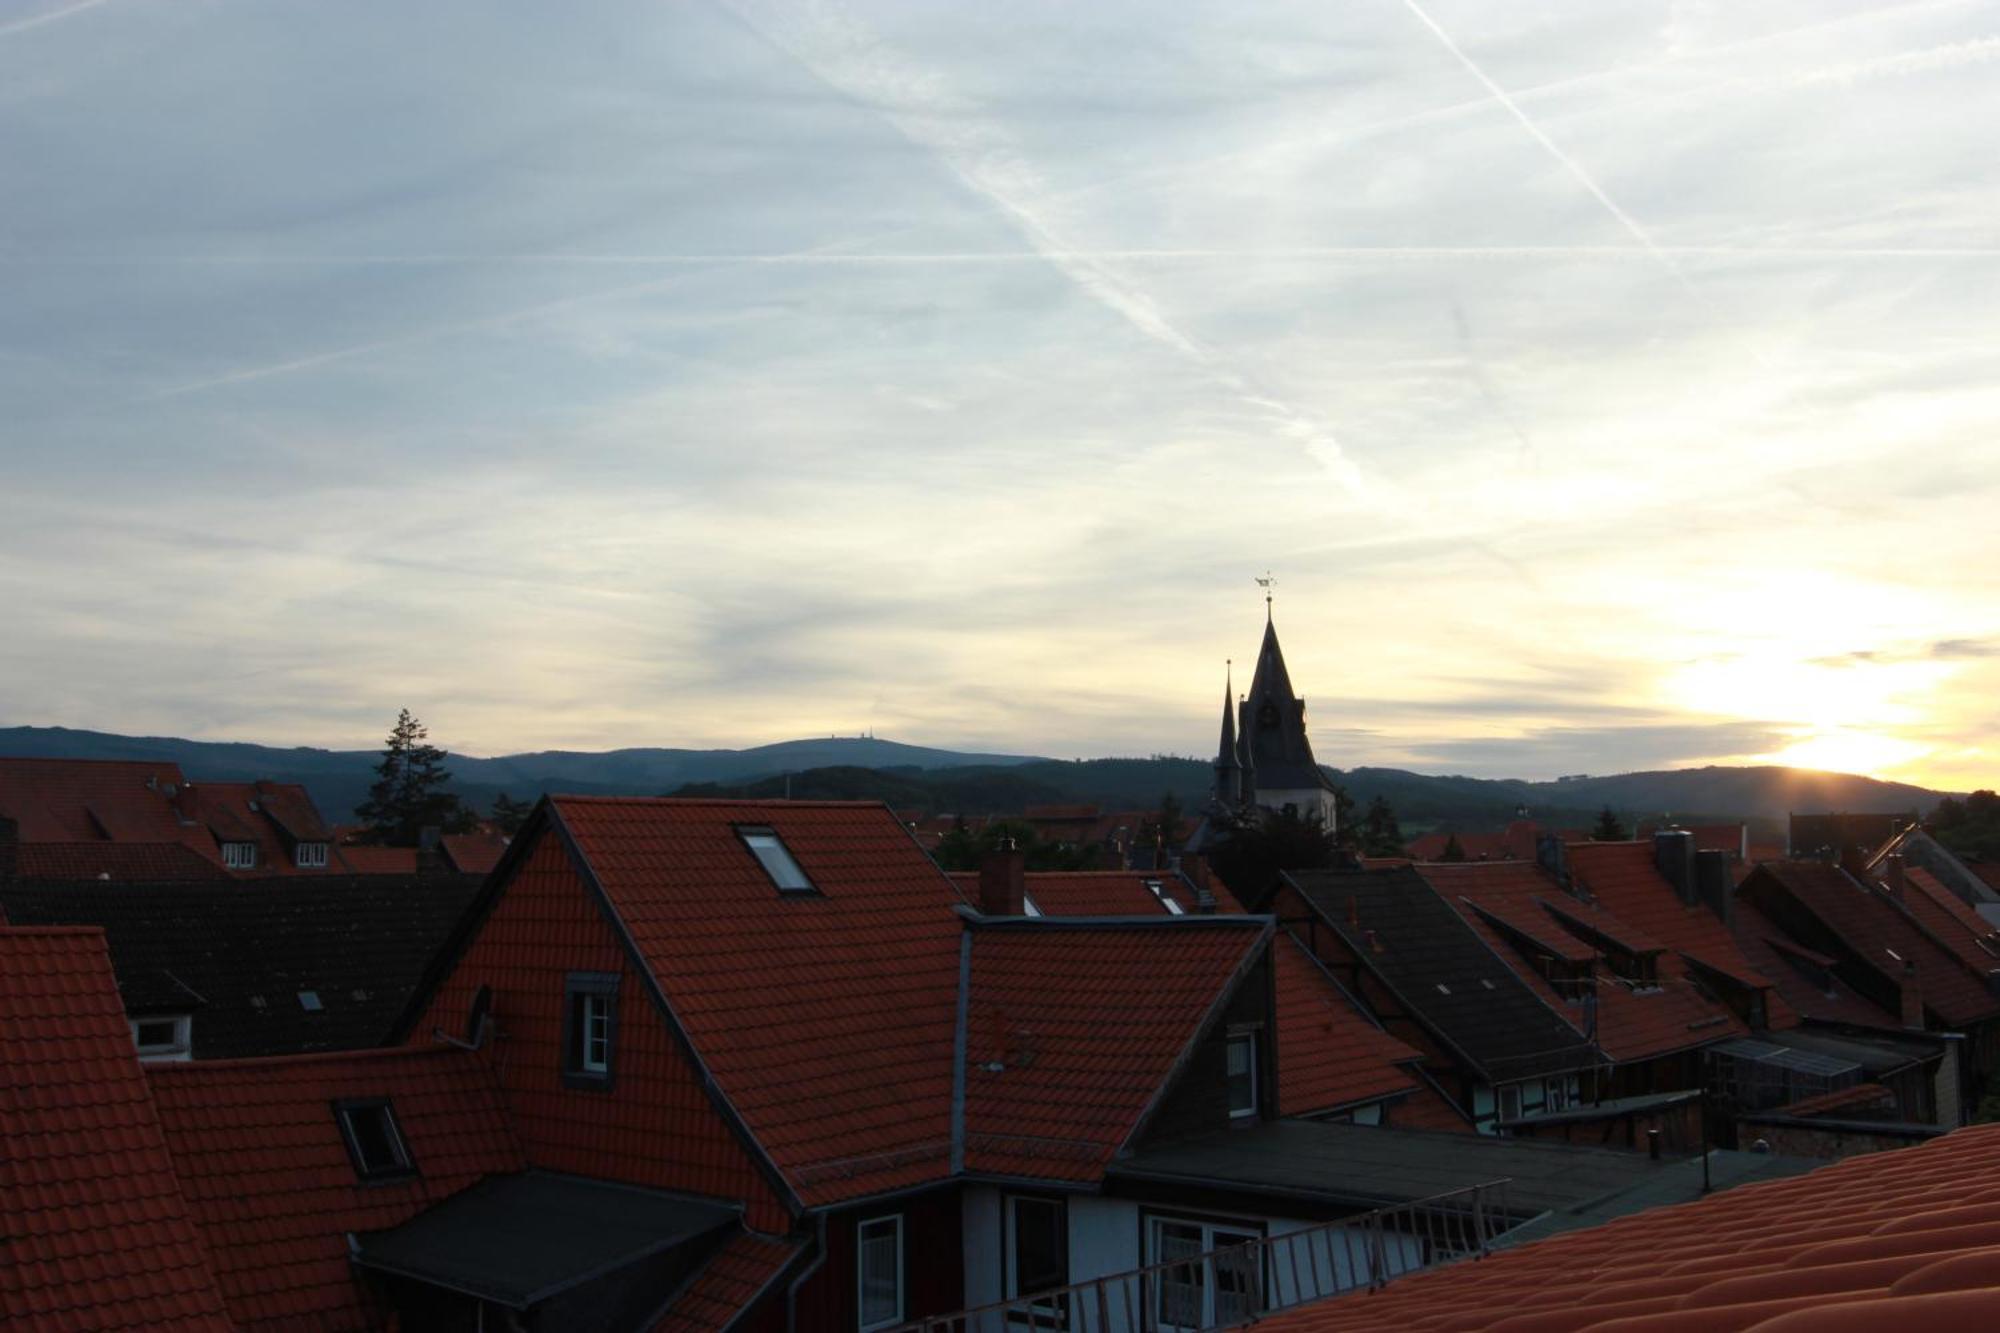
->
(563, 972, 619, 1089)
(131, 1015, 191, 1062)
(334, 1098, 415, 1180)
(295, 841, 328, 869)
(221, 841, 257, 869)
(738, 827, 813, 893)
(1226, 1032, 1259, 1120)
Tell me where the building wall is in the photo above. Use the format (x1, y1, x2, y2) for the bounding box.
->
(793, 1187, 964, 1333)
(414, 828, 791, 1232)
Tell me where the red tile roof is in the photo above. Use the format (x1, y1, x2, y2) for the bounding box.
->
(440, 830, 508, 875)
(1415, 860, 1750, 1064)
(1750, 861, 2000, 1029)
(1273, 933, 1423, 1115)
(552, 797, 969, 1208)
(1898, 867, 2000, 973)
(12, 840, 229, 881)
(960, 917, 1269, 1180)
(146, 1045, 524, 1331)
(1638, 823, 1750, 858)
(1567, 841, 1798, 1025)
(0, 757, 196, 841)
(333, 844, 421, 874)
(650, 1232, 801, 1333)
(1729, 898, 1899, 1028)
(1254, 1122, 2000, 1333)
(1777, 1082, 1896, 1119)
(0, 926, 234, 1332)
(948, 868, 1236, 917)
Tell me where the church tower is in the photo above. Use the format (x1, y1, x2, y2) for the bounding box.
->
(1231, 598, 1341, 830)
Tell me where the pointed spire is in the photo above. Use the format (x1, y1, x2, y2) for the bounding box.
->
(1212, 661, 1240, 803)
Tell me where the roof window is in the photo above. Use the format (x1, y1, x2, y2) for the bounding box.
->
(299, 990, 323, 1011)
(1144, 877, 1186, 915)
(738, 827, 814, 893)
(130, 1015, 192, 1063)
(334, 1099, 415, 1181)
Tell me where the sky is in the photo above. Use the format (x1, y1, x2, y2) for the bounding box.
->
(2, 0, 1997, 786)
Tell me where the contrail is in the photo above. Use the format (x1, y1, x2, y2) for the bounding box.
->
(0, 0, 114, 39)
(1393, 0, 1684, 283)
(716, 0, 1385, 509)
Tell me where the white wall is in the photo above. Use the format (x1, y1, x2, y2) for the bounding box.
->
(961, 1185, 1003, 1308)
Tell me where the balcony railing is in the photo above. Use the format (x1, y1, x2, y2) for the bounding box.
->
(892, 1178, 1516, 1333)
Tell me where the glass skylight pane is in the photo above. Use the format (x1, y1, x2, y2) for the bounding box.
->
(742, 830, 812, 891)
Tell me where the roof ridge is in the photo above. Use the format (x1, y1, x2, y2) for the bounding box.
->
(143, 1041, 478, 1075)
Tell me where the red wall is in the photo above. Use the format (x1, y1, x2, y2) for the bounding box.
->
(791, 1186, 965, 1333)
(417, 828, 792, 1231)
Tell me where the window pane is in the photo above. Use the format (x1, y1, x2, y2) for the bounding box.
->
(1227, 1035, 1257, 1116)
(1151, 1221, 1205, 1328)
(1011, 1197, 1066, 1293)
(742, 830, 813, 891)
(858, 1218, 901, 1327)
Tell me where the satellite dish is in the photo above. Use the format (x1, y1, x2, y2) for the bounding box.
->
(465, 984, 492, 1048)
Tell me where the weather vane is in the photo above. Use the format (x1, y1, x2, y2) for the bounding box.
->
(1255, 571, 1275, 611)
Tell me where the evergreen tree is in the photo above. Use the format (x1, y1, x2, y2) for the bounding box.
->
(1592, 805, 1628, 841)
(1440, 833, 1467, 862)
(1360, 796, 1405, 857)
(1329, 781, 1358, 843)
(356, 709, 474, 845)
(1204, 805, 1340, 911)
(489, 792, 533, 836)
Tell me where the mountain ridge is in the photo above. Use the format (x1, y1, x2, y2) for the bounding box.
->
(0, 724, 1960, 831)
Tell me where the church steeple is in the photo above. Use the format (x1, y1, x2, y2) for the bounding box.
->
(1212, 662, 1240, 804)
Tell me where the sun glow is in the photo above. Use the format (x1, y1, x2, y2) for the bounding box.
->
(1766, 728, 1927, 777)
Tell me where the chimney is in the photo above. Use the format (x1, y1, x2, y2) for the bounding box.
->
(1536, 833, 1568, 887)
(1693, 850, 1734, 927)
(1181, 855, 1218, 913)
(0, 815, 16, 884)
(1654, 829, 1697, 906)
(1897, 954, 1925, 1030)
(979, 842, 1026, 917)
(1884, 853, 1907, 901)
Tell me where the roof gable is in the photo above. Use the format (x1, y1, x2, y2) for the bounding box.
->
(0, 926, 233, 1331)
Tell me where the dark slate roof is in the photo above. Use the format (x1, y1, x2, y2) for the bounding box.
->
(351, 1171, 738, 1309)
(0, 873, 482, 1057)
(1240, 614, 1335, 793)
(1287, 866, 1599, 1081)
(1108, 1119, 1815, 1232)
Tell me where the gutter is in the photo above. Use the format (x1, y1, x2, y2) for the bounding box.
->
(785, 1214, 828, 1333)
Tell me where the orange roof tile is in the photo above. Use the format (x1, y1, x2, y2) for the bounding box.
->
(961, 917, 1268, 1180)
(553, 797, 970, 1207)
(1273, 933, 1423, 1115)
(440, 830, 508, 875)
(0, 926, 234, 1332)
(13, 840, 230, 881)
(1729, 898, 1897, 1028)
(1255, 1122, 2000, 1333)
(334, 843, 421, 874)
(650, 1232, 800, 1332)
(1899, 867, 2000, 972)
(147, 1044, 524, 1331)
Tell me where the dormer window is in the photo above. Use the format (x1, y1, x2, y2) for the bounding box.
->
(131, 1015, 191, 1062)
(295, 841, 328, 869)
(220, 841, 257, 869)
(334, 1098, 415, 1180)
(738, 827, 813, 893)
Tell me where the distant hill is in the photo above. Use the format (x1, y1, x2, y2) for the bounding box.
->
(0, 724, 1961, 830)
(0, 726, 1043, 821)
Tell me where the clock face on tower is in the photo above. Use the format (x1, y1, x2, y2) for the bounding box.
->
(1257, 701, 1279, 729)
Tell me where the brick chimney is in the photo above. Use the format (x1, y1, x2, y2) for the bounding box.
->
(1898, 954, 1925, 1030)
(979, 843, 1026, 916)
(1884, 853, 1908, 902)
(1654, 829, 1696, 906)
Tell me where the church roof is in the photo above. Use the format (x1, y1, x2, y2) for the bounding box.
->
(1240, 613, 1335, 794)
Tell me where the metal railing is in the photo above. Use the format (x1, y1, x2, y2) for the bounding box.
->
(893, 1179, 1515, 1333)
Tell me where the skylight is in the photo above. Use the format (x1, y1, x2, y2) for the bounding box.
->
(738, 827, 813, 893)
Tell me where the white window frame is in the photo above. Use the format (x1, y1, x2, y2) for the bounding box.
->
(130, 1014, 192, 1062)
(581, 992, 611, 1074)
(857, 1213, 904, 1332)
(295, 841, 328, 869)
(1145, 1214, 1264, 1330)
(1004, 1194, 1068, 1304)
(1226, 1032, 1259, 1120)
(221, 841, 257, 869)
(739, 827, 814, 893)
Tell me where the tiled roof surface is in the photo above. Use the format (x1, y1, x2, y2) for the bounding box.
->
(1753, 861, 2000, 1028)
(1287, 867, 1597, 1082)
(1638, 823, 1749, 857)
(0, 927, 234, 1332)
(961, 918, 1268, 1180)
(1415, 862, 1748, 1064)
(332, 843, 421, 874)
(1255, 1122, 2000, 1333)
(554, 798, 969, 1207)
(0, 757, 198, 844)
(650, 1232, 801, 1333)
(0, 874, 483, 1056)
(1272, 933, 1422, 1115)
(180, 781, 336, 877)
(440, 829, 508, 875)
(1900, 867, 2000, 972)
(147, 1045, 523, 1331)
(12, 840, 229, 881)
(1566, 841, 1798, 1023)
(948, 868, 1238, 917)
(1730, 897, 1899, 1027)
(1777, 1081, 1896, 1118)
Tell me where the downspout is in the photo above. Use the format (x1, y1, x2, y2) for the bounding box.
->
(786, 1214, 829, 1333)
